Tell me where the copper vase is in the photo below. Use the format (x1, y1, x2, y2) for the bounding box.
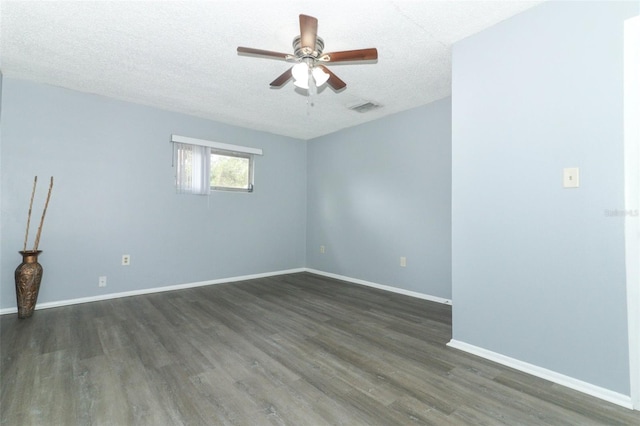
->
(15, 250, 43, 319)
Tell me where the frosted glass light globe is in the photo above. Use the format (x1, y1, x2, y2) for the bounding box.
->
(292, 63, 330, 89)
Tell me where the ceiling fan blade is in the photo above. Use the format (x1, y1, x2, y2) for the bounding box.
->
(299, 14, 318, 50)
(270, 67, 293, 87)
(318, 65, 346, 90)
(237, 47, 290, 60)
(321, 48, 378, 63)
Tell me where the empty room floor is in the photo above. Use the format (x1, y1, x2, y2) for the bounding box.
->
(2, 272, 639, 425)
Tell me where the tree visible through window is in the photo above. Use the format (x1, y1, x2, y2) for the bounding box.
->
(211, 154, 248, 188)
(210, 149, 253, 192)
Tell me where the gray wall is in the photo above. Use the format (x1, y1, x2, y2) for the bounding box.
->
(0, 78, 307, 309)
(307, 98, 452, 299)
(451, 1, 638, 394)
(0, 71, 3, 295)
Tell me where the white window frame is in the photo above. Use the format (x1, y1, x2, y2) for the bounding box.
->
(210, 148, 255, 193)
(171, 135, 263, 194)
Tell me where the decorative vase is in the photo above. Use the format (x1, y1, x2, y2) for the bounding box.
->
(15, 250, 43, 319)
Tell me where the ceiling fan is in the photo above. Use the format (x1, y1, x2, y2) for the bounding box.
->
(237, 14, 378, 92)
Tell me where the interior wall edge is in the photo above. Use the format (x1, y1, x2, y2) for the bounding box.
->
(624, 13, 640, 411)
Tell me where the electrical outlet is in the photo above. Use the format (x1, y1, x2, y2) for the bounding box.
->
(122, 254, 131, 266)
(320, 245, 325, 254)
(99, 276, 107, 287)
(563, 167, 580, 188)
(400, 256, 407, 267)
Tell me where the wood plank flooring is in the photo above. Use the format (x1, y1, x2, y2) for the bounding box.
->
(2, 272, 640, 425)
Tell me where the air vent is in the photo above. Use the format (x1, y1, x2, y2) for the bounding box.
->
(348, 101, 382, 113)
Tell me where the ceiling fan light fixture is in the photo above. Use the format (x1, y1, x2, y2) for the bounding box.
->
(237, 14, 377, 91)
(291, 62, 308, 86)
(313, 67, 330, 87)
(292, 62, 329, 90)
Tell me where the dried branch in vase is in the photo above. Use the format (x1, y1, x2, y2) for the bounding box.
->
(23, 176, 38, 252)
(22, 176, 54, 252)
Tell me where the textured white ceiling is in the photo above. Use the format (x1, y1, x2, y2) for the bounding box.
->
(0, 0, 542, 140)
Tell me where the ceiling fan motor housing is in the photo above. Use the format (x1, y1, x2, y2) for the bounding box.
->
(293, 36, 324, 59)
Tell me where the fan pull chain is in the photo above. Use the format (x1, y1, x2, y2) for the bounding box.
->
(307, 68, 317, 113)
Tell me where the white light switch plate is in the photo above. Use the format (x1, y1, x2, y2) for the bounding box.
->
(563, 167, 580, 188)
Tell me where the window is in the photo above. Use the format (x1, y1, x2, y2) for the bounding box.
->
(172, 135, 262, 194)
(210, 149, 253, 192)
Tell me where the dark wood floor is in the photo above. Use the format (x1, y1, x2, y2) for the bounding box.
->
(2, 272, 640, 425)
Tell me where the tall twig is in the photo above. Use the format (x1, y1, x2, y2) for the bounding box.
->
(23, 176, 38, 252)
(33, 177, 53, 251)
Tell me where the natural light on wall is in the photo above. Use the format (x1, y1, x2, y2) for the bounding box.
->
(171, 135, 263, 195)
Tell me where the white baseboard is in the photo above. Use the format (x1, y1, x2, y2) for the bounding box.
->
(0, 268, 306, 315)
(447, 339, 634, 410)
(305, 268, 452, 305)
(1, 267, 449, 315)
